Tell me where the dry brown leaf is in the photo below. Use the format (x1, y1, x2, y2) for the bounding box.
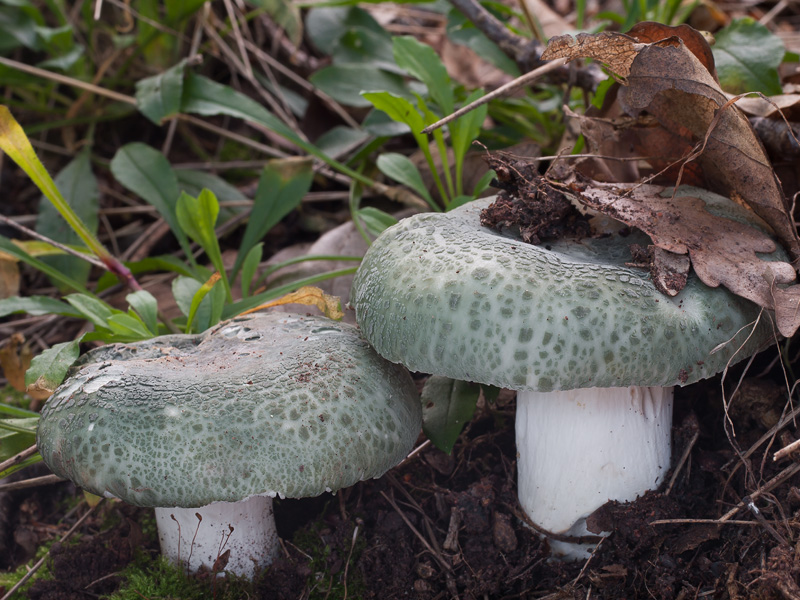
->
(0, 332, 32, 392)
(627, 22, 717, 80)
(543, 29, 800, 264)
(617, 41, 800, 264)
(571, 182, 796, 312)
(541, 32, 642, 81)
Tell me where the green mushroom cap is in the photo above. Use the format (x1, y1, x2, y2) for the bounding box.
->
(37, 313, 421, 508)
(352, 192, 778, 392)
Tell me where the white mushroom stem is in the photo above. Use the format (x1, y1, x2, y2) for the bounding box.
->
(154, 495, 279, 578)
(516, 386, 673, 559)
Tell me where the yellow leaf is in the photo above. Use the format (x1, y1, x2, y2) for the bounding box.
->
(240, 286, 344, 320)
(83, 490, 104, 508)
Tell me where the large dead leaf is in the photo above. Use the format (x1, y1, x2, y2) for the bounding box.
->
(569, 181, 798, 327)
(543, 28, 800, 267)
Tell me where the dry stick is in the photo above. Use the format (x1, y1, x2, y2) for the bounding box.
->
(0, 473, 65, 492)
(222, 0, 254, 80)
(0, 444, 39, 475)
(719, 462, 800, 522)
(0, 213, 107, 269)
(665, 427, 700, 496)
(379, 490, 454, 575)
(421, 58, 568, 134)
(0, 499, 104, 600)
(773, 437, 800, 462)
(0, 56, 136, 105)
(650, 518, 762, 526)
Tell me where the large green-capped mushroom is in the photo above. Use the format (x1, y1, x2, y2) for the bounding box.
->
(37, 312, 421, 578)
(351, 188, 780, 558)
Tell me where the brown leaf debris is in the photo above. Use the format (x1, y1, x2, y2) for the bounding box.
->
(541, 31, 642, 81)
(572, 182, 796, 314)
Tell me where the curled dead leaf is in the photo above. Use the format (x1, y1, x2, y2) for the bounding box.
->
(626, 22, 717, 80)
(570, 182, 796, 313)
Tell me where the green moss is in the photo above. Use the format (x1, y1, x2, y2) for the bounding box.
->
(108, 553, 254, 600)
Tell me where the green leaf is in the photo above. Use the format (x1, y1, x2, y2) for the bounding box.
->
(105, 313, 153, 340)
(420, 376, 480, 454)
(135, 59, 188, 125)
(314, 126, 372, 159)
(355, 207, 398, 237)
(0, 402, 39, 418)
(110, 143, 194, 262)
(0, 417, 38, 463)
(173, 275, 212, 331)
(333, 27, 400, 74)
(175, 189, 231, 299)
(362, 91, 425, 136)
(0, 107, 113, 268)
(175, 189, 220, 255)
(0, 5, 40, 52)
(376, 153, 435, 207)
(64, 293, 119, 329)
(392, 36, 453, 114)
(713, 18, 784, 95)
(240, 242, 263, 298)
(126, 290, 159, 335)
(305, 6, 387, 55)
(0, 295, 83, 318)
(175, 169, 249, 205)
(35, 149, 98, 289)
(446, 10, 519, 76)
(309, 64, 410, 107)
(185, 273, 224, 333)
(24, 337, 83, 394)
(233, 159, 314, 276)
(179, 72, 375, 190)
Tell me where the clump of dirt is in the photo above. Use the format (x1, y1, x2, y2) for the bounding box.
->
(480, 154, 591, 244)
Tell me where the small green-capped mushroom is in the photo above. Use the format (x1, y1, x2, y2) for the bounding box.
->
(352, 189, 780, 558)
(37, 312, 421, 578)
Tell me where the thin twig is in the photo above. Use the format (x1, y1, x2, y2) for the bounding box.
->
(719, 462, 800, 522)
(773, 437, 800, 462)
(0, 213, 107, 269)
(665, 427, 700, 495)
(0, 473, 65, 492)
(0, 56, 136, 105)
(422, 58, 568, 134)
(0, 444, 39, 475)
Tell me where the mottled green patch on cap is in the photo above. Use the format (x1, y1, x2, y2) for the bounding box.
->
(352, 192, 779, 391)
(37, 313, 420, 508)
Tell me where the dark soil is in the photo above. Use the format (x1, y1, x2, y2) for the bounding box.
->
(4, 373, 800, 599)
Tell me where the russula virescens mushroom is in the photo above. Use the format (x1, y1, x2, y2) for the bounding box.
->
(351, 189, 780, 558)
(37, 312, 421, 578)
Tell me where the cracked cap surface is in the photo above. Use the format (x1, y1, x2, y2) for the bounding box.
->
(352, 193, 778, 392)
(37, 313, 421, 507)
